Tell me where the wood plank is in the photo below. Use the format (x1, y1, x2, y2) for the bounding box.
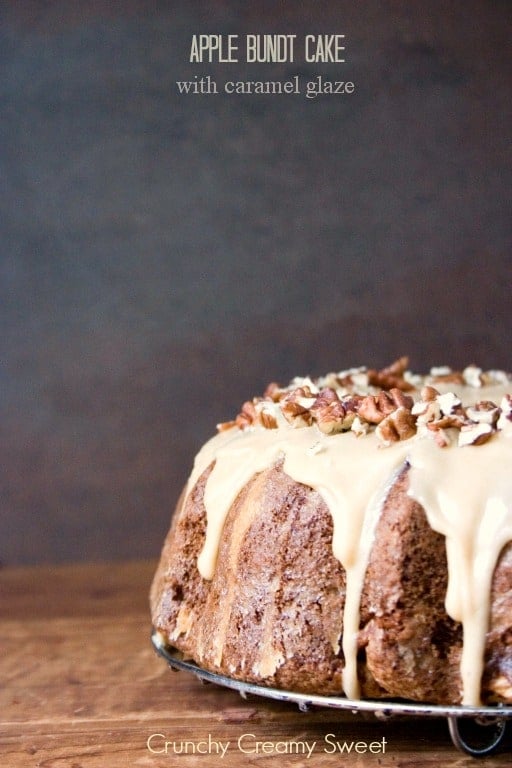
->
(1, 561, 511, 766)
(0, 560, 156, 619)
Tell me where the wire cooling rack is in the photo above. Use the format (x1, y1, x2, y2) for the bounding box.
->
(151, 629, 511, 758)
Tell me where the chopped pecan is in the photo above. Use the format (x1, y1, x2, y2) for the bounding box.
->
(430, 371, 465, 385)
(336, 368, 370, 390)
(376, 406, 417, 444)
(367, 356, 414, 391)
(309, 388, 347, 434)
(310, 387, 339, 410)
(341, 394, 365, 412)
(458, 422, 494, 447)
(436, 391, 462, 416)
(375, 417, 399, 444)
(281, 388, 314, 427)
(337, 394, 365, 430)
(393, 406, 417, 438)
(314, 400, 348, 435)
(498, 395, 512, 429)
(466, 401, 500, 426)
(427, 414, 466, 430)
(336, 372, 357, 388)
(259, 408, 278, 429)
(413, 400, 442, 430)
(289, 385, 317, 408)
(235, 400, 259, 429)
(217, 419, 237, 432)
(358, 391, 400, 424)
(264, 382, 286, 403)
(358, 395, 386, 424)
(389, 387, 414, 410)
(463, 365, 484, 388)
(420, 385, 440, 403)
(351, 415, 370, 436)
(377, 391, 398, 415)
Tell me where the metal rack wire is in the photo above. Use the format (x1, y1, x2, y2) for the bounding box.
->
(151, 630, 511, 758)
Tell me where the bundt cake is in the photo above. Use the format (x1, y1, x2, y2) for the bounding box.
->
(150, 357, 512, 706)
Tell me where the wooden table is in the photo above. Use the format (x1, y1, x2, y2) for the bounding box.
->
(1, 560, 511, 766)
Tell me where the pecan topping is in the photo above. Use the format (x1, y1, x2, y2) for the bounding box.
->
(217, 419, 237, 432)
(458, 422, 494, 447)
(358, 389, 411, 424)
(463, 365, 484, 388)
(310, 389, 345, 434)
(281, 388, 314, 427)
(376, 407, 417, 445)
(388, 387, 414, 410)
(264, 382, 286, 403)
(436, 391, 462, 416)
(420, 385, 440, 403)
(310, 387, 339, 410)
(367, 356, 414, 391)
(351, 415, 370, 437)
(259, 408, 278, 429)
(358, 394, 391, 424)
(235, 400, 259, 429)
(227, 399, 279, 431)
(498, 395, 512, 429)
(466, 401, 500, 426)
(314, 400, 348, 435)
(218, 359, 512, 450)
(426, 414, 466, 431)
(430, 370, 465, 385)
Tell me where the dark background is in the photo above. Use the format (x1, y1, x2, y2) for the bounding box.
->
(1, 1, 510, 565)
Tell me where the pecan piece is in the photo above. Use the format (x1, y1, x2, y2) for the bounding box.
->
(466, 401, 500, 426)
(389, 387, 414, 410)
(358, 391, 397, 424)
(367, 356, 414, 391)
(427, 414, 466, 430)
(430, 371, 465, 385)
(436, 391, 462, 416)
(310, 388, 345, 434)
(351, 415, 370, 436)
(259, 407, 278, 429)
(463, 365, 484, 388)
(420, 385, 440, 403)
(217, 419, 237, 432)
(281, 388, 314, 427)
(498, 395, 512, 429)
(458, 422, 494, 447)
(264, 382, 286, 403)
(235, 400, 259, 429)
(310, 387, 339, 410)
(314, 400, 347, 435)
(376, 406, 417, 445)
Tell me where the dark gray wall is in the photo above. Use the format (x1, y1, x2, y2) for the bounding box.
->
(1, 1, 511, 564)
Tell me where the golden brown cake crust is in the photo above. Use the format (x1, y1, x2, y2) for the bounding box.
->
(361, 467, 464, 704)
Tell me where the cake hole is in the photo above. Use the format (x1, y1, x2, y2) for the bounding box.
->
(173, 584, 184, 601)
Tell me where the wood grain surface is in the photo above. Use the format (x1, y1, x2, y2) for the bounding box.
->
(1, 560, 511, 766)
